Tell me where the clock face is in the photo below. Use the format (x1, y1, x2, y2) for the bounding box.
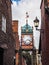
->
(23, 35, 32, 45)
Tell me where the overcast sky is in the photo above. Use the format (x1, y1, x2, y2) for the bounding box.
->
(12, 0, 41, 49)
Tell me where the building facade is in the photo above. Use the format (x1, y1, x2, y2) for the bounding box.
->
(40, 0, 49, 65)
(36, 49, 42, 65)
(0, 0, 15, 65)
(12, 20, 20, 65)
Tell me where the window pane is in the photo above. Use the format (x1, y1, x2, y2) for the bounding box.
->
(2, 15, 6, 33)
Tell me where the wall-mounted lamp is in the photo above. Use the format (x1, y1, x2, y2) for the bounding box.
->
(33, 17, 44, 33)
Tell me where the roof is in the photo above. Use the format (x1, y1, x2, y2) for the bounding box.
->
(40, 0, 43, 9)
(21, 24, 33, 34)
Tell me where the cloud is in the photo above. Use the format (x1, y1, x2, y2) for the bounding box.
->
(12, 0, 41, 49)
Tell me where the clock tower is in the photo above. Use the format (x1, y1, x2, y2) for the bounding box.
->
(20, 12, 36, 65)
(21, 12, 34, 50)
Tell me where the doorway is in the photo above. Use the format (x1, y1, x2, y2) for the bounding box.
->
(0, 48, 4, 65)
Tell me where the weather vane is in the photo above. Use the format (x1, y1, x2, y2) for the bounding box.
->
(26, 12, 29, 24)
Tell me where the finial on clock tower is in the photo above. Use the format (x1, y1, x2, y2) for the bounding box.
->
(26, 12, 29, 24)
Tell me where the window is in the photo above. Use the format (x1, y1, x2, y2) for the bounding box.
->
(2, 15, 6, 33)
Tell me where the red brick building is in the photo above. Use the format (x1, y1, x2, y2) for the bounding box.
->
(0, 0, 15, 65)
(40, 0, 49, 65)
(12, 20, 20, 65)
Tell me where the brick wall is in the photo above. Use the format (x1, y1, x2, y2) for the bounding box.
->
(12, 20, 20, 65)
(40, 0, 49, 65)
(0, 0, 15, 65)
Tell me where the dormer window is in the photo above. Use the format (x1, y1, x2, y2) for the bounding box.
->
(2, 15, 6, 33)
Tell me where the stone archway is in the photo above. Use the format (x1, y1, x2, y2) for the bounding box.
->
(22, 51, 31, 65)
